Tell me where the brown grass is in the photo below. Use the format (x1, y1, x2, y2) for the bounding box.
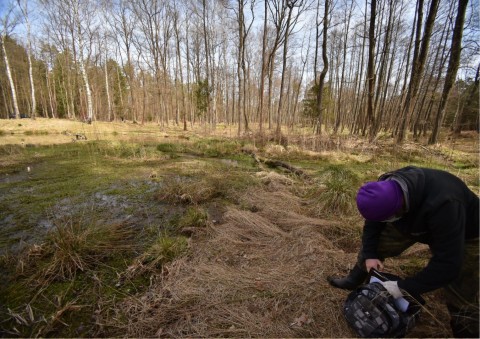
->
(16, 219, 138, 286)
(102, 173, 452, 338)
(2, 119, 472, 337)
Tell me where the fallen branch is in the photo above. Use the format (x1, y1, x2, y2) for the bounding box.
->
(246, 151, 309, 178)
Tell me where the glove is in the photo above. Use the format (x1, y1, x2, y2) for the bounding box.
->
(381, 280, 403, 299)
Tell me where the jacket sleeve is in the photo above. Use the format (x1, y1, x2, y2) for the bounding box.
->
(398, 201, 465, 296)
(361, 220, 385, 259)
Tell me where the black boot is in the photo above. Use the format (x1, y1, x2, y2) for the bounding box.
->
(327, 265, 368, 290)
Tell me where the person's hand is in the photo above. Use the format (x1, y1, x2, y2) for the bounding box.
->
(381, 280, 403, 298)
(365, 259, 384, 272)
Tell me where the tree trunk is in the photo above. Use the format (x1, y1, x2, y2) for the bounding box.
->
(334, 0, 354, 134)
(21, 1, 36, 120)
(366, 0, 377, 140)
(397, 0, 439, 143)
(315, 0, 329, 135)
(104, 54, 112, 121)
(257, 0, 268, 134)
(1, 35, 20, 119)
(429, 0, 469, 144)
(276, 2, 296, 138)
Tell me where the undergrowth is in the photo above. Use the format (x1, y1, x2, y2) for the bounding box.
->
(0, 129, 477, 338)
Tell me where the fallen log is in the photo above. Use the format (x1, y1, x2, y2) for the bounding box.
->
(246, 150, 309, 178)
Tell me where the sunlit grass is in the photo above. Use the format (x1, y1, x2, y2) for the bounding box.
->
(305, 165, 361, 217)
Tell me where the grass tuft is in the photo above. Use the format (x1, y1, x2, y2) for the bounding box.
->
(17, 218, 137, 285)
(156, 142, 186, 153)
(306, 165, 360, 216)
(95, 141, 159, 159)
(154, 170, 254, 205)
(177, 206, 209, 229)
(121, 235, 189, 280)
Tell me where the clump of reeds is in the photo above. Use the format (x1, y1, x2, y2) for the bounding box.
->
(154, 170, 254, 205)
(119, 234, 188, 282)
(16, 218, 137, 286)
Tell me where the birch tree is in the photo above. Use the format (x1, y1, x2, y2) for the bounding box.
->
(0, 2, 20, 119)
(17, 0, 36, 119)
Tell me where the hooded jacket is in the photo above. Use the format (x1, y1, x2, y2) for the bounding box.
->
(361, 166, 479, 296)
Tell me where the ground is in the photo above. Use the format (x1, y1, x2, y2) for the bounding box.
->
(0, 118, 478, 337)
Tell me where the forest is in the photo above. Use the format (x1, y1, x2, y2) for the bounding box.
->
(0, 0, 478, 144)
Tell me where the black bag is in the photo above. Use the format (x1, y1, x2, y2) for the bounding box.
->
(343, 270, 424, 338)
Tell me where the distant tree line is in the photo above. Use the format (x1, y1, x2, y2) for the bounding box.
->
(0, 0, 478, 143)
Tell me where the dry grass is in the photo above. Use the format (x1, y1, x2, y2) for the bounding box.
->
(16, 218, 138, 286)
(2, 119, 475, 337)
(103, 173, 452, 338)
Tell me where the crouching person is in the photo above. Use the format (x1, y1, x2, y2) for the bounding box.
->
(328, 166, 479, 338)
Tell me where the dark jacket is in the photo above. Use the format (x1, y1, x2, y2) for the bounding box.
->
(361, 166, 479, 296)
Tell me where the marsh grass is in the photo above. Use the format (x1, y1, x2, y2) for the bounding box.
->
(96, 141, 161, 160)
(24, 130, 49, 136)
(120, 234, 189, 282)
(306, 165, 361, 216)
(0, 119, 477, 338)
(143, 235, 188, 267)
(154, 166, 256, 205)
(177, 206, 209, 229)
(17, 219, 138, 285)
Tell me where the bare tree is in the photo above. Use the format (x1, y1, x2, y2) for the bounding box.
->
(72, 0, 95, 122)
(266, 0, 289, 130)
(230, 0, 256, 135)
(173, 0, 187, 130)
(315, 0, 329, 135)
(17, 0, 36, 119)
(107, 0, 137, 122)
(0, 1, 20, 119)
(366, 0, 376, 140)
(276, 0, 306, 138)
(333, 0, 355, 134)
(429, 0, 469, 144)
(396, 0, 440, 143)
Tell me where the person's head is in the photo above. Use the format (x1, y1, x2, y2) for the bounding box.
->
(356, 180, 404, 222)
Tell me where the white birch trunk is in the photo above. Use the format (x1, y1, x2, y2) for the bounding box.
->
(74, 1, 93, 122)
(1, 35, 20, 119)
(79, 59, 93, 122)
(104, 55, 112, 121)
(24, 7, 36, 119)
